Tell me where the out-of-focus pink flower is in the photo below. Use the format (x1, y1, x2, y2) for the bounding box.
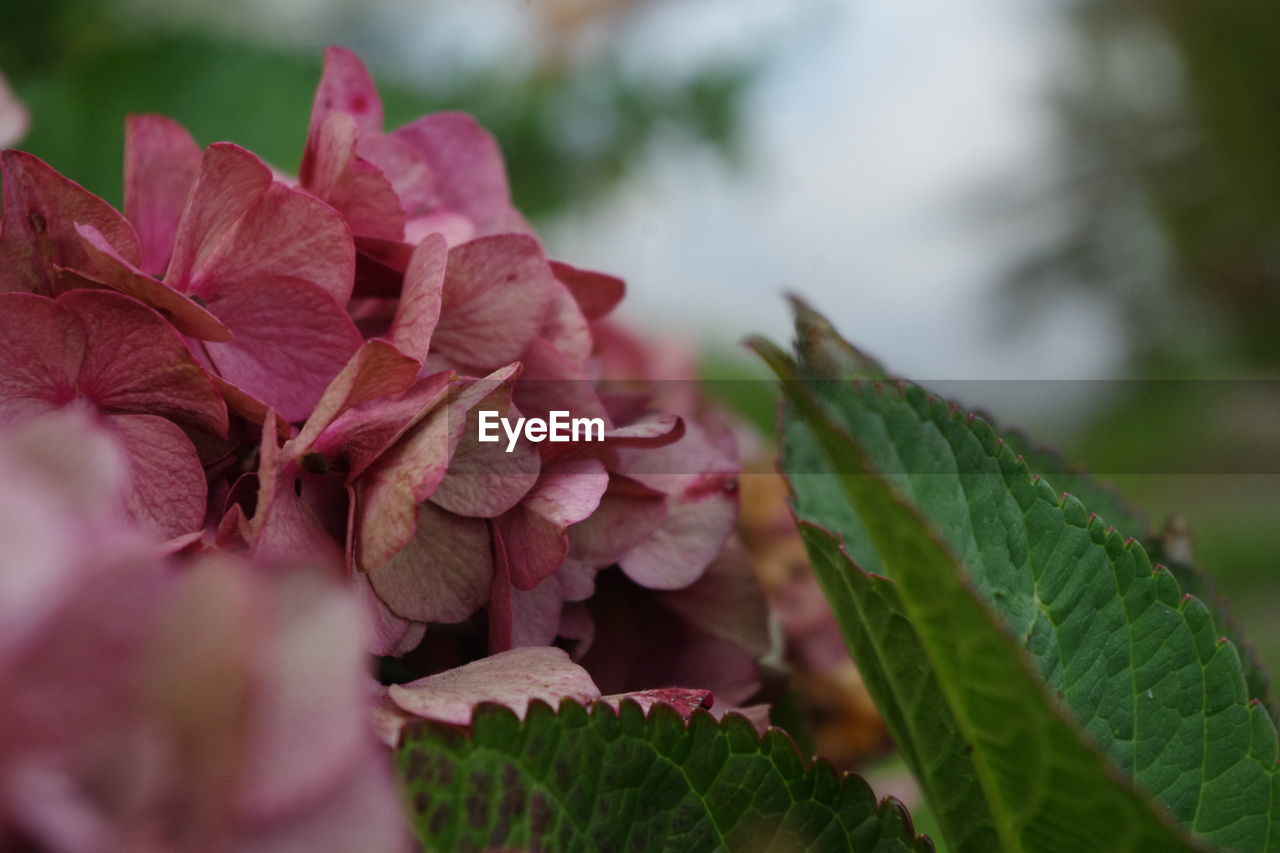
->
(0, 411, 405, 852)
(0, 72, 28, 149)
(0, 290, 226, 539)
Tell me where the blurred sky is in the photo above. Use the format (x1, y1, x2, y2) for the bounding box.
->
(544, 0, 1126, 382)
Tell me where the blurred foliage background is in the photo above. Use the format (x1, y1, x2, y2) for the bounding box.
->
(4, 0, 1278, 839)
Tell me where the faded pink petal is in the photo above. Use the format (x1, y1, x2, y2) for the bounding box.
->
(108, 413, 209, 540)
(356, 573, 425, 657)
(387, 647, 599, 726)
(429, 235, 554, 370)
(0, 150, 141, 295)
(123, 114, 201, 276)
(70, 224, 232, 341)
(499, 456, 608, 590)
(392, 113, 530, 237)
(387, 232, 446, 362)
(550, 260, 624, 321)
(301, 111, 404, 241)
(308, 45, 384, 142)
(167, 143, 272, 289)
(0, 72, 28, 148)
(367, 502, 492, 623)
(63, 289, 226, 435)
(354, 364, 518, 571)
(655, 541, 771, 661)
(429, 381, 540, 518)
(198, 275, 362, 422)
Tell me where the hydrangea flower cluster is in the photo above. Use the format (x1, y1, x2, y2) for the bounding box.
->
(0, 47, 769, 847)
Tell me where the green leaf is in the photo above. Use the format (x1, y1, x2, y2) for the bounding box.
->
(396, 700, 932, 852)
(756, 305, 1280, 851)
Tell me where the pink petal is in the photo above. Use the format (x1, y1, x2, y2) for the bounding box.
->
(194, 181, 355, 308)
(388, 232, 446, 362)
(356, 572, 425, 657)
(404, 211, 475, 247)
(537, 279, 592, 369)
(614, 422, 739, 590)
(292, 339, 421, 454)
(354, 364, 517, 570)
(498, 457, 608, 590)
(301, 111, 404, 241)
(307, 45, 384, 142)
(200, 276, 362, 423)
(168, 143, 273, 290)
(565, 474, 668, 571)
(70, 223, 231, 341)
(0, 151, 141, 294)
(107, 412, 208, 539)
(367, 501, 492, 623)
(123, 114, 202, 276)
(655, 540, 771, 660)
(0, 293, 83, 426)
(387, 647, 600, 726)
(430, 235, 554, 370)
(550, 260, 624, 321)
(392, 113, 529, 237)
(62, 289, 227, 436)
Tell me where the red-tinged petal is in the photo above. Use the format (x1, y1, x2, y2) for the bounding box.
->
(429, 385, 540, 519)
(292, 339, 421, 455)
(252, 467, 347, 569)
(539, 279, 592, 369)
(62, 289, 227, 435)
(550, 260, 624, 321)
(599, 688, 714, 720)
(168, 143, 272, 289)
(307, 45, 384, 143)
(0, 151, 141, 294)
(388, 232, 446, 363)
(107, 413, 208, 539)
(70, 223, 231, 341)
(200, 277, 362, 423)
(0, 293, 83, 426)
(512, 338, 609, 427)
(387, 647, 599, 726)
(303, 112, 404, 241)
(354, 364, 518, 570)
(124, 114, 201, 276)
(196, 181, 355, 308)
(431, 234, 554, 370)
(392, 112, 530, 237)
(358, 133, 436, 218)
(565, 474, 668, 571)
(367, 501, 492, 623)
(318, 370, 453, 483)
